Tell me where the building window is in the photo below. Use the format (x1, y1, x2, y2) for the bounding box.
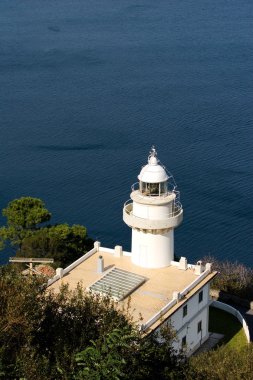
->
(199, 290, 203, 303)
(183, 305, 187, 317)
(182, 336, 187, 348)
(198, 321, 202, 333)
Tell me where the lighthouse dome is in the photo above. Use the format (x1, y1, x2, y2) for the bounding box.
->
(138, 148, 169, 183)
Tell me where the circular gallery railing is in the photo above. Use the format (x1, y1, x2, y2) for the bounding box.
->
(123, 200, 183, 230)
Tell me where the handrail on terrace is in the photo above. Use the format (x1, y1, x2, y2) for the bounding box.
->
(9, 257, 54, 263)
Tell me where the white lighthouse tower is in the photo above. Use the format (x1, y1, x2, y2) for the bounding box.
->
(123, 147, 183, 268)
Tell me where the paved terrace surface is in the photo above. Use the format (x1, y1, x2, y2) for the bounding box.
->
(49, 250, 204, 326)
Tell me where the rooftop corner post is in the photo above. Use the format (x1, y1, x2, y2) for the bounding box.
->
(123, 147, 183, 268)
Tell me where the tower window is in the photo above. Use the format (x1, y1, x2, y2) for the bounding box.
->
(139, 181, 167, 196)
(159, 181, 168, 195)
(198, 290, 203, 303)
(183, 305, 187, 317)
(198, 321, 202, 333)
(182, 336, 187, 348)
(148, 183, 159, 195)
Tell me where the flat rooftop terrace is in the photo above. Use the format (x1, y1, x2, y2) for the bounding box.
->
(48, 246, 216, 330)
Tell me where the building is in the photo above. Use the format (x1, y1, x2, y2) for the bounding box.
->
(48, 148, 217, 354)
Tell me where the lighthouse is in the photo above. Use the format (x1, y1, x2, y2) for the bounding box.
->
(123, 147, 183, 268)
(50, 147, 216, 355)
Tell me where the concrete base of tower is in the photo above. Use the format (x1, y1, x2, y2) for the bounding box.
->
(131, 229, 174, 268)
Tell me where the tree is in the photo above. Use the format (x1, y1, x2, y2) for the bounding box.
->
(20, 224, 94, 267)
(74, 328, 136, 380)
(0, 197, 51, 255)
(0, 265, 45, 378)
(0, 197, 93, 267)
(202, 255, 253, 299)
(73, 324, 184, 380)
(0, 266, 184, 380)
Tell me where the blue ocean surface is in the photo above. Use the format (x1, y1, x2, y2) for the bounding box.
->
(0, 0, 252, 265)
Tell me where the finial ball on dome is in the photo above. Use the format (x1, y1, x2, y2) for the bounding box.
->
(148, 146, 158, 165)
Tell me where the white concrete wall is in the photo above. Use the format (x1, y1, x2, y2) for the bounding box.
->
(132, 202, 173, 220)
(131, 228, 174, 268)
(212, 300, 250, 343)
(47, 246, 98, 287)
(173, 307, 209, 354)
(170, 285, 209, 331)
(162, 283, 210, 354)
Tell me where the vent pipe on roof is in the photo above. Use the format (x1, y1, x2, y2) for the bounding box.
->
(97, 255, 104, 273)
(173, 291, 181, 302)
(195, 260, 204, 275)
(179, 257, 188, 270)
(114, 245, 123, 257)
(205, 262, 212, 272)
(94, 241, 101, 251)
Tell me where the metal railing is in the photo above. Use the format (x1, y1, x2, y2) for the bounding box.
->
(9, 257, 54, 263)
(124, 199, 182, 219)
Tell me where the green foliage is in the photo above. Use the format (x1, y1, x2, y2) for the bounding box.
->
(0, 197, 93, 267)
(0, 265, 45, 377)
(187, 306, 250, 379)
(0, 197, 51, 253)
(2, 197, 51, 230)
(0, 228, 7, 251)
(21, 224, 94, 267)
(203, 256, 253, 299)
(188, 345, 253, 380)
(33, 284, 131, 377)
(0, 266, 184, 380)
(73, 324, 185, 380)
(74, 328, 136, 380)
(0, 266, 132, 379)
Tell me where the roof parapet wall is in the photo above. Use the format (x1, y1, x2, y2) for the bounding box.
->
(140, 264, 213, 332)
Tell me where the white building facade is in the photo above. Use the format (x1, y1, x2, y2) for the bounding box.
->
(165, 282, 211, 354)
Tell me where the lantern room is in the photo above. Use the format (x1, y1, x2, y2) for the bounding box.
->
(138, 147, 169, 196)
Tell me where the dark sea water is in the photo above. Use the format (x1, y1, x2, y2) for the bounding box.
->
(0, 0, 252, 266)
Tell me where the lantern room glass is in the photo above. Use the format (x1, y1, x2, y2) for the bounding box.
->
(140, 181, 168, 196)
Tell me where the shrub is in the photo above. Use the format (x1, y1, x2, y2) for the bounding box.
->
(202, 256, 253, 299)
